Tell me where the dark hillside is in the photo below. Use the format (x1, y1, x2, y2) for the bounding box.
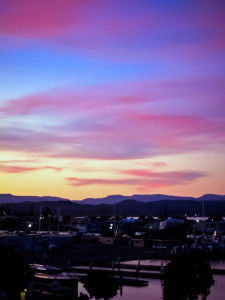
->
(1, 199, 225, 217)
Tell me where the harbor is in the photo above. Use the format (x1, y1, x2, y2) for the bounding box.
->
(29, 258, 225, 300)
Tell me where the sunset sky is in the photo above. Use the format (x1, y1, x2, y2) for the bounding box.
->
(0, 0, 225, 200)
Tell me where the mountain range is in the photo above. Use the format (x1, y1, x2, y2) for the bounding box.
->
(0, 193, 225, 205)
(81, 194, 225, 205)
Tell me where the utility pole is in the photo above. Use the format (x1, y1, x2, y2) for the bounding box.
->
(202, 200, 205, 234)
(38, 206, 42, 232)
(57, 207, 60, 233)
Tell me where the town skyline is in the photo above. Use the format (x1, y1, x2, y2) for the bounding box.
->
(1, 1, 225, 200)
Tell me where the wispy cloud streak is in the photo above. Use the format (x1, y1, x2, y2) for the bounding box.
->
(1, 77, 225, 160)
(1, 1, 225, 62)
(66, 168, 205, 191)
(0, 165, 62, 174)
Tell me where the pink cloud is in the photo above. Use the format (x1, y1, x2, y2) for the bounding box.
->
(0, 166, 40, 174)
(150, 162, 167, 168)
(0, 2, 143, 38)
(0, 85, 126, 116)
(0, 92, 78, 115)
(121, 169, 205, 181)
(66, 177, 138, 187)
(0, 164, 62, 173)
(66, 169, 205, 190)
(1, 77, 224, 118)
(1, 1, 224, 61)
(1, 78, 225, 160)
(43, 166, 62, 172)
(1, 112, 224, 161)
(0, 0, 88, 38)
(127, 112, 225, 138)
(0, 159, 39, 164)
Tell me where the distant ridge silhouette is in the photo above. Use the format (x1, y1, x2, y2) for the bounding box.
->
(0, 193, 224, 204)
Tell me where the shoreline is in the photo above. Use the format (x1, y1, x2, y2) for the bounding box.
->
(19, 240, 171, 267)
(17, 240, 225, 269)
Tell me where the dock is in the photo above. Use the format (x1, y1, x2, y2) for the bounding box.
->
(30, 261, 225, 293)
(67, 264, 163, 280)
(65, 262, 225, 279)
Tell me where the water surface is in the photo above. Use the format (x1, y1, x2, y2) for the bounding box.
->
(78, 259, 225, 300)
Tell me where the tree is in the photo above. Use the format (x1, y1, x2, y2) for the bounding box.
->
(0, 244, 32, 300)
(82, 271, 119, 300)
(163, 252, 214, 300)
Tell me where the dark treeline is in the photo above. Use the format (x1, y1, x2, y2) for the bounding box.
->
(0, 244, 32, 299)
(1, 199, 225, 218)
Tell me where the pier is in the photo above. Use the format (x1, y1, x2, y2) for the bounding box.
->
(65, 262, 225, 279)
(30, 260, 225, 295)
(66, 263, 163, 281)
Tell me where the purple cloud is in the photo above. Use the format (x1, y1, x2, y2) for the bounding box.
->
(66, 169, 206, 191)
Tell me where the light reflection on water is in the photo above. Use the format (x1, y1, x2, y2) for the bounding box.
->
(121, 259, 170, 266)
(112, 279, 162, 300)
(210, 260, 225, 269)
(207, 275, 224, 300)
(78, 259, 225, 300)
(124, 259, 225, 269)
(79, 276, 224, 300)
(78, 279, 162, 300)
